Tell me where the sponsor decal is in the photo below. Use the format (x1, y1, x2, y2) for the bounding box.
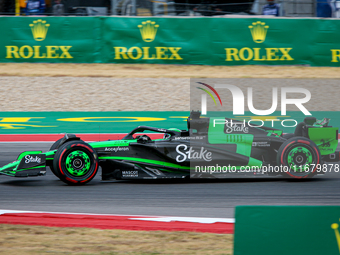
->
(157, 128, 167, 132)
(6, 19, 73, 59)
(105, 147, 129, 152)
(320, 148, 334, 153)
(18, 154, 45, 170)
(252, 142, 270, 147)
(225, 21, 293, 62)
(30, 19, 50, 41)
(174, 136, 205, 140)
(122, 170, 138, 177)
(319, 139, 334, 152)
(24, 155, 41, 164)
(320, 139, 331, 148)
(113, 20, 182, 61)
(249, 21, 269, 43)
(138, 20, 159, 42)
(176, 144, 212, 162)
(225, 123, 249, 133)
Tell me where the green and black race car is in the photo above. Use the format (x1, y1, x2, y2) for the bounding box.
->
(0, 111, 339, 185)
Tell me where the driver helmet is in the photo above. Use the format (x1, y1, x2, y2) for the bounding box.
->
(163, 128, 181, 139)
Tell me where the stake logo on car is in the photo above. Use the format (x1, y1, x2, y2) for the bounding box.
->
(176, 144, 212, 162)
(25, 155, 41, 164)
(225, 123, 249, 133)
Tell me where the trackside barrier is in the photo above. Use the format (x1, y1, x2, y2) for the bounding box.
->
(234, 205, 340, 255)
(2, 16, 340, 66)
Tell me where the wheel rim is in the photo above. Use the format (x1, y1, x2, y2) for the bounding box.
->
(287, 146, 313, 172)
(65, 150, 91, 177)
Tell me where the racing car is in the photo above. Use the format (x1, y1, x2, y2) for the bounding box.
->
(0, 111, 339, 185)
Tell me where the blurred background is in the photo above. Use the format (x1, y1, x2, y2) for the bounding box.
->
(1, 0, 339, 18)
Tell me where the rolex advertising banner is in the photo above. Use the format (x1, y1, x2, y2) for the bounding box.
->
(1, 17, 102, 63)
(234, 206, 340, 255)
(100, 18, 207, 64)
(1, 16, 340, 66)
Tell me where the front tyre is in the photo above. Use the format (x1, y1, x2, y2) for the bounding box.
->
(49, 138, 63, 178)
(53, 141, 99, 185)
(277, 137, 321, 179)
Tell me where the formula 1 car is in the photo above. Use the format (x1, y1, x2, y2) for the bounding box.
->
(0, 111, 339, 185)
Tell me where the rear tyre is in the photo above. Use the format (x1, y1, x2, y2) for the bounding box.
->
(277, 137, 321, 179)
(53, 141, 99, 185)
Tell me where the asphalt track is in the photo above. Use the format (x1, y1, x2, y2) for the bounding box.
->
(0, 143, 340, 218)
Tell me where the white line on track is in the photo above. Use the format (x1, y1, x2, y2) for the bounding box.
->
(130, 217, 235, 224)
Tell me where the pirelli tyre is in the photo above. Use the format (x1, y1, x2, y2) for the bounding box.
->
(277, 137, 321, 179)
(53, 141, 99, 185)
